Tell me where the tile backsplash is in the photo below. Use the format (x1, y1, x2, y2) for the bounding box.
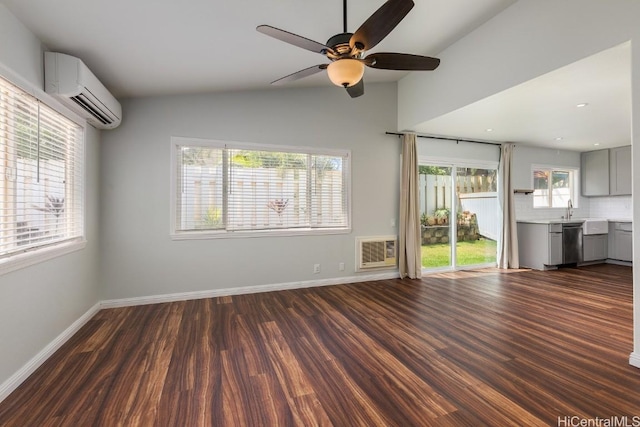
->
(514, 194, 590, 221)
(514, 193, 631, 220)
(589, 196, 632, 219)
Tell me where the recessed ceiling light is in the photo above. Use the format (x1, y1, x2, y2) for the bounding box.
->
(576, 103, 589, 108)
(555, 137, 563, 141)
(594, 143, 600, 146)
(485, 128, 493, 132)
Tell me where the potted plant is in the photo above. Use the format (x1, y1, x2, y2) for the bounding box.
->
(420, 213, 428, 227)
(433, 208, 450, 225)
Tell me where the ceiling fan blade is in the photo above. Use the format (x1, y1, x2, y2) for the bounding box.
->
(349, 0, 414, 51)
(364, 52, 440, 70)
(346, 79, 364, 98)
(271, 64, 328, 85)
(257, 25, 332, 55)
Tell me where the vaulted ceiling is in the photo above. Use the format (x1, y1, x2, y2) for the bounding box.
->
(4, 0, 630, 151)
(2, 0, 515, 97)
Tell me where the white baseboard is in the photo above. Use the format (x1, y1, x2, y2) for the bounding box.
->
(0, 302, 101, 403)
(629, 352, 640, 369)
(101, 271, 400, 308)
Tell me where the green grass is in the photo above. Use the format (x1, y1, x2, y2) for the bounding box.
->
(422, 238, 497, 269)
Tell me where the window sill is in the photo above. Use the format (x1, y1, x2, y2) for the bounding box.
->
(533, 207, 579, 209)
(171, 227, 351, 240)
(0, 239, 87, 277)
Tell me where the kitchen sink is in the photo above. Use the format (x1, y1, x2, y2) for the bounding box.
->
(582, 219, 608, 235)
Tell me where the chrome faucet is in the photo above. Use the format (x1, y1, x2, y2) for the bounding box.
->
(566, 199, 573, 220)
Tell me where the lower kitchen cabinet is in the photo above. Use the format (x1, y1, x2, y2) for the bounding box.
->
(518, 221, 633, 268)
(549, 232, 563, 265)
(608, 222, 633, 262)
(517, 222, 564, 270)
(617, 231, 633, 261)
(583, 234, 607, 262)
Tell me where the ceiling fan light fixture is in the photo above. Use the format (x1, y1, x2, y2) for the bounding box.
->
(327, 59, 365, 88)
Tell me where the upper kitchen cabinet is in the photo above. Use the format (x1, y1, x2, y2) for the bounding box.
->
(609, 146, 632, 195)
(581, 149, 610, 196)
(581, 146, 631, 196)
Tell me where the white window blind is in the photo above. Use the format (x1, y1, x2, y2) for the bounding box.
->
(0, 75, 84, 259)
(173, 140, 349, 235)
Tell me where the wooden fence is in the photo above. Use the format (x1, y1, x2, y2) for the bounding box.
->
(419, 173, 498, 241)
(181, 166, 345, 230)
(14, 159, 66, 229)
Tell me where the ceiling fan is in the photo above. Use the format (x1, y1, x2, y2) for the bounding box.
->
(256, 0, 440, 98)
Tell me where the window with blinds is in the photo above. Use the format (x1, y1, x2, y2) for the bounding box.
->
(0, 75, 84, 260)
(172, 138, 350, 236)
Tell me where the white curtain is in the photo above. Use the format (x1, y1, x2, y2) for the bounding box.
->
(498, 143, 519, 268)
(399, 133, 422, 278)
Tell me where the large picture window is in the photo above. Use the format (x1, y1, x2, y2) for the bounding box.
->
(0, 75, 84, 262)
(171, 138, 350, 237)
(532, 167, 578, 208)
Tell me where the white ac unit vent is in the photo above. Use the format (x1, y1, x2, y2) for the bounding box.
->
(44, 52, 122, 130)
(357, 236, 397, 270)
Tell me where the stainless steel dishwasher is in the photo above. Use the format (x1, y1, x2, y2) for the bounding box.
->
(562, 223, 583, 264)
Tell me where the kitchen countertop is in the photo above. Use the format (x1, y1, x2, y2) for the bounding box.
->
(517, 218, 633, 225)
(516, 219, 586, 225)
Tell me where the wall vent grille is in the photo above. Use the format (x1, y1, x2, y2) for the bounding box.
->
(357, 236, 397, 270)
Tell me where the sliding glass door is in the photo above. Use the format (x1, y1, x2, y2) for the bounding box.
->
(419, 166, 452, 269)
(419, 163, 498, 271)
(454, 167, 498, 268)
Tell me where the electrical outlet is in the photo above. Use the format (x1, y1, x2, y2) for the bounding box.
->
(313, 264, 321, 274)
(339, 262, 345, 271)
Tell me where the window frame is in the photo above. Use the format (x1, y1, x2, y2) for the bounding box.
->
(531, 165, 579, 209)
(0, 67, 87, 276)
(169, 137, 352, 240)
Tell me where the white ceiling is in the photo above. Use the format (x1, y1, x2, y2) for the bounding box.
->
(3, 0, 630, 152)
(2, 0, 515, 97)
(414, 42, 632, 151)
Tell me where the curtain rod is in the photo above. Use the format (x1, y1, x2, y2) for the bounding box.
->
(385, 132, 502, 147)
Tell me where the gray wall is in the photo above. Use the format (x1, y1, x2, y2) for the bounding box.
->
(99, 84, 399, 300)
(0, 5, 101, 387)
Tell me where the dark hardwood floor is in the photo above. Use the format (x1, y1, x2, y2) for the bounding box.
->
(1, 264, 638, 426)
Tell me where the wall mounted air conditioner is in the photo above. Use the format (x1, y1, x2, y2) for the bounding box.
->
(44, 52, 122, 130)
(356, 236, 397, 271)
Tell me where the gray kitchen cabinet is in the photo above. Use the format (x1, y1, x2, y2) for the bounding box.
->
(608, 222, 615, 258)
(616, 231, 633, 261)
(518, 222, 564, 270)
(581, 149, 610, 196)
(609, 146, 632, 195)
(548, 232, 563, 265)
(608, 222, 632, 262)
(583, 234, 607, 262)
